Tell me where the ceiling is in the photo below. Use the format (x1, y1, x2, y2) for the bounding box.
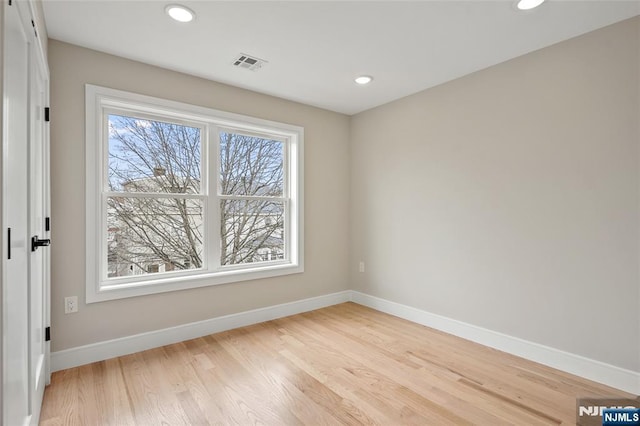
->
(43, 1, 640, 115)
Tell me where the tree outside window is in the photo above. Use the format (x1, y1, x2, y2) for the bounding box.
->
(107, 116, 286, 278)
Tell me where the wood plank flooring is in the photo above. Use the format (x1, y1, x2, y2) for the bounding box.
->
(40, 302, 634, 425)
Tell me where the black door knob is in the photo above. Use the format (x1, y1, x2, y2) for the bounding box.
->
(31, 236, 51, 252)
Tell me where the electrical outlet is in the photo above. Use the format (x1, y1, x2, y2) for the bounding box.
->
(359, 261, 365, 273)
(64, 296, 78, 314)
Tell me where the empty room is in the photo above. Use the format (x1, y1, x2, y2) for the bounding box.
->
(1, 0, 639, 424)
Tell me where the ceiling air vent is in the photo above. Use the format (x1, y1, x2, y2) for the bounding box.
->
(232, 54, 267, 71)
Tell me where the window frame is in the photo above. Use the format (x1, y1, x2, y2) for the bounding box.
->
(86, 84, 304, 303)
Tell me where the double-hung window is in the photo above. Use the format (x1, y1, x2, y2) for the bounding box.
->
(86, 85, 303, 302)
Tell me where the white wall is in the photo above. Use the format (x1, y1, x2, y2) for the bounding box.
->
(350, 17, 640, 372)
(48, 40, 351, 351)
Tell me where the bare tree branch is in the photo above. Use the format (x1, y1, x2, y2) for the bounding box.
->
(107, 117, 285, 278)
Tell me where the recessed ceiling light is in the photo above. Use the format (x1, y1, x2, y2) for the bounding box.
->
(166, 4, 195, 22)
(355, 75, 373, 85)
(516, 0, 545, 10)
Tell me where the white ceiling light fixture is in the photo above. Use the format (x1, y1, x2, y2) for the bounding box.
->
(516, 0, 546, 11)
(165, 4, 195, 22)
(355, 75, 373, 85)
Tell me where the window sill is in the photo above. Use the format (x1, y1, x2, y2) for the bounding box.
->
(86, 262, 304, 303)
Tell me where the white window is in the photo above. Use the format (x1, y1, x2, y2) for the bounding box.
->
(86, 85, 303, 302)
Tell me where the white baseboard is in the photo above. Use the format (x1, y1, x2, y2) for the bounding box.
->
(350, 291, 640, 395)
(51, 290, 351, 372)
(51, 289, 639, 395)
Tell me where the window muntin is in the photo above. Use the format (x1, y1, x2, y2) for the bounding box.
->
(86, 85, 303, 302)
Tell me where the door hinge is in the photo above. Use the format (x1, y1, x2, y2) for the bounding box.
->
(45, 217, 51, 232)
(44, 107, 50, 122)
(8, 0, 12, 6)
(45, 327, 50, 342)
(7, 228, 11, 260)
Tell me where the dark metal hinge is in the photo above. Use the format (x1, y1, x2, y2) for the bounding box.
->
(7, 228, 11, 260)
(8, 0, 12, 6)
(44, 107, 50, 122)
(45, 327, 50, 342)
(45, 217, 51, 232)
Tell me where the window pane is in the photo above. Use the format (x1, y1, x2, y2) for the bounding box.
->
(107, 197, 203, 278)
(219, 131, 284, 196)
(220, 199, 285, 265)
(108, 114, 201, 193)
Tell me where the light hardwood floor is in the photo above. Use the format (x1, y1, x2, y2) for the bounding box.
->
(40, 302, 633, 425)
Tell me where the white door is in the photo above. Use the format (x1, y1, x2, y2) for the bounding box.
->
(27, 19, 49, 424)
(3, 1, 31, 425)
(3, 1, 50, 425)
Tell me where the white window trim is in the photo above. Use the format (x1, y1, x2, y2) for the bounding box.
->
(85, 84, 304, 303)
